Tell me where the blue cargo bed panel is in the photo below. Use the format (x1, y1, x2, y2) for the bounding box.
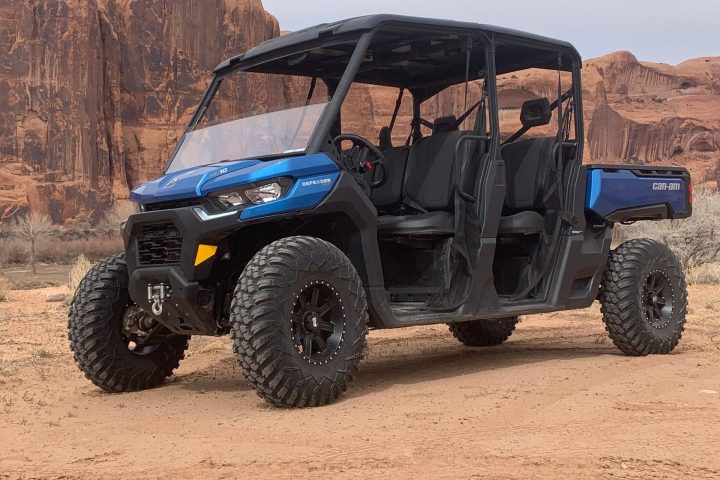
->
(585, 164, 691, 222)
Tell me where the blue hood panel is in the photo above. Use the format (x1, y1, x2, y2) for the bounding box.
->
(131, 154, 338, 204)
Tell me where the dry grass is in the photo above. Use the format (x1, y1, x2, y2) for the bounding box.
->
(98, 201, 136, 236)
(687, 263, 720, 286)
(0, 276, 10, 302)
(68, 254, 92, 292)
(1, 238, 30, 264)
(616, 190, 720, 271)
(38, 237, 123, 264)
(2, 236, 122, 265)
(0, 239, 8, 272)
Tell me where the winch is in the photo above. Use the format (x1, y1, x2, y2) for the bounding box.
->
(147, 283, 172, 315)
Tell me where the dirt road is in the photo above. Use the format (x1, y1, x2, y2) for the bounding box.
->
(1, 286, 719, 479)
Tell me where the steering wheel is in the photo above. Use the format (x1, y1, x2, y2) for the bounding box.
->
(332, 134, 387, 188)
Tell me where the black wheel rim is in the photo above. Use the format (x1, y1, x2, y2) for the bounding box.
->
(641, 270, 674, 329)
(121, 305, 166, 356)
(290, 280, 345, 365)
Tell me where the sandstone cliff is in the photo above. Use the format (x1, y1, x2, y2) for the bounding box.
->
(0, 2, 718, 224)
(584, 52, 719, 180)
(0, 0, 281, 224)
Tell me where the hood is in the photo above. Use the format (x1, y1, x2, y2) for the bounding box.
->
(130, 154, 338, 205)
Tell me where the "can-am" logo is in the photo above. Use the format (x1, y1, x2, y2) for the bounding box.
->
(652, 182, 681, 191)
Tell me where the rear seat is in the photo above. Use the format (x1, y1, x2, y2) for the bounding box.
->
(498, 137, 557, 235)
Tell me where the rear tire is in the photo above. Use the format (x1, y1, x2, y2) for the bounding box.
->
(230, 236, 368, 408)
(68, 254, 189, 392)
(600, 239, 687, 356)
(448, 317, 518, 347)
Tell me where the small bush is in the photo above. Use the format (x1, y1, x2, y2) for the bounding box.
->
(2, 238, 29, 264)
(0, 247, 7, 273)
(617, 190, 720, 269)
(0, 277, 11, 302)
(0, 236, 121, 267)
(687, 263, 720, 285)
(12, 212, 54, 274)
(68, 254, 93, 292)
(98, 201, 136, 236)
(0, 224, 8, 272)
(36, 237, 123, 264)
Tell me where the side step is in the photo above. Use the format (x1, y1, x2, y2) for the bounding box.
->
(389, 302, 458, 326)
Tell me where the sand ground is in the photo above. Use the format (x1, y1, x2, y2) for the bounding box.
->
(1, 285, 719, 479)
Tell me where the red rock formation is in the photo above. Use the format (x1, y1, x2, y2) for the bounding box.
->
(583, 52, 720, 182)
(0, 0, 127, 223)
(105, 0, 284, 190)
(0, 3, 718, 224)
(0, 0, 284, 225)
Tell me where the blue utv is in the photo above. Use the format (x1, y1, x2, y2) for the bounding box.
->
(69, 15, 692, 407)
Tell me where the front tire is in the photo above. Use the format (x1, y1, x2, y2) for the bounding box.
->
(600, 239, 687, 356)
(231, 236, 369, 408)
(68, 254, 189, 392)
(448, 317, 518, 347)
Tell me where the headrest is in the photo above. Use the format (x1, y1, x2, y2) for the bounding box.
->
(433, 115, 458, 134)
(379, 127, 392, 149)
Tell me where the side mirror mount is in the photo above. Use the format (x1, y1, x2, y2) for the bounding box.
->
(520, 98, 552, 128)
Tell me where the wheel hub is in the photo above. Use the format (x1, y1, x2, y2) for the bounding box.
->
(291, 280, 345, 365)
(121, 305, 164, 356)
(641, 270, 674, 329)
(303, 312, 320, 330)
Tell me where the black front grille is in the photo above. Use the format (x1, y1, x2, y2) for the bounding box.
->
(137, 223, 183, 265)
(143, 198, 203, 212)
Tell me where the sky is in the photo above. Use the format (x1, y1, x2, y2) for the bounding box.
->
(263, 0, 719, 65)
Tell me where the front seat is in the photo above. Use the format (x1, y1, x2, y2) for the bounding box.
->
(377, 116, 462, 237)
(368, 127, 411, 214)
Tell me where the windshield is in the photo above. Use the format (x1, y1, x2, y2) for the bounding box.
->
(166, 71, 329, 174)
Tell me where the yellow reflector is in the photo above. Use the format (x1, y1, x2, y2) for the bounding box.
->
(195, 244, 218, 266)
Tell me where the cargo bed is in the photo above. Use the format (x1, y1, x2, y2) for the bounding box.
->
(585, 164, 692, 223)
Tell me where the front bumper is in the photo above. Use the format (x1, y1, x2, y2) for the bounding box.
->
(122, 207, 241, 334)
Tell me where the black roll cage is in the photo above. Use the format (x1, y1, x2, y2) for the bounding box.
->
(181, 17, 585, 174)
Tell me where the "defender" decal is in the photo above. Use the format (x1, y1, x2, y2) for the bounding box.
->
(301, 178, 333, 187)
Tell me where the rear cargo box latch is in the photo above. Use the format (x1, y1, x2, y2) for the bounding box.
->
(147, 284, 172, 316)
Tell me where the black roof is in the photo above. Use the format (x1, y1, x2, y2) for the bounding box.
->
(214, 15, 581, 91)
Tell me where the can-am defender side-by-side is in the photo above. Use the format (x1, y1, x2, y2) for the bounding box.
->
(69, 15, 692, 407)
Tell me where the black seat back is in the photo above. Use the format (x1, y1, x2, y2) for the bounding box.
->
(370, 146, 410, 209)
(403, 130, 463, 211)
(500, 137, 557, 213)
(402, 115, 465, 212)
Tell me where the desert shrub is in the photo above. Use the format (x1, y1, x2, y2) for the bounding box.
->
(68, 254, 92, 292)
(98, 201, 136, 236)
(0, 236, 122, 266)
(36, 237, 123, 264)
(0, 276, 10, 302)
(13, 212, 54, 274)
(687, 263, 720, 286)
(617, 190, 720, 269)
(0, 223, 7, 271)
(0, 243, 8, 273)
(1, 238, 29, 264)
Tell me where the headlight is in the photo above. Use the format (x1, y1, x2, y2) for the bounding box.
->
(216, 191, 246, 207)
(245, 182, 283, 204)
(212, 181, 286, 209)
